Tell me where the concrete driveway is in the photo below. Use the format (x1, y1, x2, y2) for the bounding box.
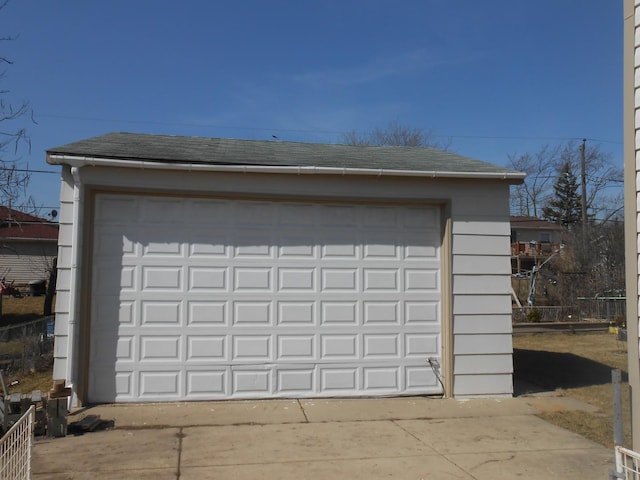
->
(32, 396, 612, 479)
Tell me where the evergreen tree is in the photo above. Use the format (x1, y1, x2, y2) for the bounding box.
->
(542, 162, 581, 227)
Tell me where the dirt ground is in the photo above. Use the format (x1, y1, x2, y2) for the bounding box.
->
(513, 332, 630, 448)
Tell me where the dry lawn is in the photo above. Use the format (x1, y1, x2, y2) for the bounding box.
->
(0, 294, 54, 394)
(0, 294, 50, 325)
(513, 332, 630, 448)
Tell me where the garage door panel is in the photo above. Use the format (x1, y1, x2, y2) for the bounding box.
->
(141, 301, 182, 325)
(363, 367, 399, 391)
(187, 335, 226, 361)
(234, 268, 272, 291)
(89, 194, 442, 402)
(277, 301, 315, 325)
(278, 203, 316, 226)
(187, 301, 227, 325)
(363, 334, 400, 358)
(320, 367, 358, 392)
(405, 366, 439, 391)
(89, 368, 134, 403)
(188, 236, 228, 257)
(186, 199, 232, 225)
(188, 267, 228, 291)
(278, 240, 315, 258)
(277, 368, 315, 393)
(405, 302, 439, 323)
(406, 333, 439, 357)
(319, 204, 357, 226)
(321, 335, 358, 359)
(363, 301, 399, 325)
(92, 296, 135, 326)
(186, 370, 227, 397)
(140, 335, 181, 361)
(364, 269, 399, 291)
(233, 301, 272, 325)
(139, 371, 181, 398)
(364, 241, 399, 259)
(94, 228, 136, 257)
(232, 368, 271, 395)
(277, 335, 315, 360)
(321, 268, 358, 291)
(232, 335, 272, 361)
(95, 196, 140, 223)
(278, 268, 315, 291)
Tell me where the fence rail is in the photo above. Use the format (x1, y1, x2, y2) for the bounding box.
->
(512, 306, 579, 323)
(513, 299, 626, 324)
(616, 445, 640, 479)
(0, 405, 34, 480)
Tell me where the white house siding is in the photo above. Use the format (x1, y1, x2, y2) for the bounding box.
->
(53, 165, 514, 401)
(52, 166, 76, 382)
(624, 0, 640, 449)
(0, 241, 56, 285)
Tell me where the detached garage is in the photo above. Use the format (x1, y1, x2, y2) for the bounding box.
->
(46, 132, 524, 405)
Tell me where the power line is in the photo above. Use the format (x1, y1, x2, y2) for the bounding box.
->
(37, 114, 623, 146)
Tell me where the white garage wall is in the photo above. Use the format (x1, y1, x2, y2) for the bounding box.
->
(53, 164, 513, 400)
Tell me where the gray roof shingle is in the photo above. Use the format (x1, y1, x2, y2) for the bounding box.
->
(47, 132, 524, 180)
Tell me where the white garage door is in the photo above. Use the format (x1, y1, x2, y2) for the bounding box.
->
(88, 194, 442, 402)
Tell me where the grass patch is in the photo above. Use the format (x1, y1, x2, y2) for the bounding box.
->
(0, 294, 54, 393)
(0, 295, 51, 326)
(513, 332, 630, 448)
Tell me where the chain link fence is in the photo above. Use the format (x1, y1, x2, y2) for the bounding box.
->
(0, 316, 54, 376)
(513, 298, 626, 324)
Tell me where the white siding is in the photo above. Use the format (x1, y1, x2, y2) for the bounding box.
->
(627, 0, 640, 448)
(52, 166, 75, 381)
(53, 166, 514, 400)
(453, 315, 512, 334)
(453, 374, 513, 397)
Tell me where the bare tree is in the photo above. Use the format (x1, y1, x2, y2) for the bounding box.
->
(508, 145, 559, 217)
(340, 122, 452, 150)
(509, 140, 622, 221)
(0, 0, 33, 210)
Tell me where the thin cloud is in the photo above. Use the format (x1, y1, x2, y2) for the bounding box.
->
(289, 49, 484, 88)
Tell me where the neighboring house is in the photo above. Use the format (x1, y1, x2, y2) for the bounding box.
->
(46, 132, 525, 405)
(510, 216, 563, 275)
(0, 207, 58, 287)
(625, 0, 640, 450)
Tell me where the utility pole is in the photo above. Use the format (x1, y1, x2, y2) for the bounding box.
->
(580, 138, 587, 226)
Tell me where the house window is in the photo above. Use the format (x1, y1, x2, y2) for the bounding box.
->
(540, 232, 551, 243)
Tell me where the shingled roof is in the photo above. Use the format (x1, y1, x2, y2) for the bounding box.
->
(0, 207, 58, 240)
(47, 132, 524, 181)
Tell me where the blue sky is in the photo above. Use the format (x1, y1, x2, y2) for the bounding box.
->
(0, 1, 624, 212)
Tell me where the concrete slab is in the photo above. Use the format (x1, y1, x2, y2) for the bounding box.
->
(446, 449, 612, 480)
(396, 415, 603, 454)
(33, 469, 177, 480)
(300, 396, 534, 423)
(181, 456, 475, 480)
(30, 397, 615, 480)
(180, 421, 436, 467)
(32, 428, 180, 479)
(68, 399, 305, 428)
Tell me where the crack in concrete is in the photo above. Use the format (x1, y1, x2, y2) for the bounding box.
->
(175, 427, 185, 479)
(297, 399, 309, 423)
